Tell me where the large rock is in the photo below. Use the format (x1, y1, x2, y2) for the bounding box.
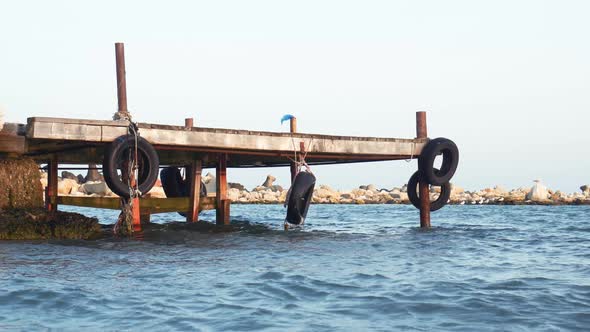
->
(228, 188, 240, 201)
(58, 178, 79, 195)
(144, 186, 166, 198)
(85, 163, 103, 182)
(61, 171, 78, 182)
(261, 175, 276, 187)
(526, 180, 549, 201)
(229, 182, 246, 191)
(451, 184, 464, 196)
(78, 181, 112, 196)
(0, 158, 44, 209)
(40, 171, 48, 190)
(268, 185, 284, 192)
(581, 185, 590, 196)
(314, 186, 340, 200)
(202, 172, 216, 194)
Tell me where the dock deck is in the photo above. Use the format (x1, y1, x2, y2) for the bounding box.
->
(22, 117, 426, 167)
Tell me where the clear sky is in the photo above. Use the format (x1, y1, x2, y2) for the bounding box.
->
(1, 0, 588, 192)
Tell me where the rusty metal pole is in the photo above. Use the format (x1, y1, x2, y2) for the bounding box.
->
(416, 111, 431, 228)
(187, 160, 203, 222)
(289, 117, 297, 184)
(45, 156, 58, 213)
(114, 43, 130, 120)
(114, 42, 141, 232)
(185, 118, 194, 129)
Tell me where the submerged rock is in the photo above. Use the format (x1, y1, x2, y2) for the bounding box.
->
(0, 208, 102, 240)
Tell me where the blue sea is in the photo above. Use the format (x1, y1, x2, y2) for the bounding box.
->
(1, 205, 589, 331)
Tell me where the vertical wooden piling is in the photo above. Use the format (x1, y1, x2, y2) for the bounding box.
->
(185, 118, 194, 129)
(289, 117, 297, 184)
(45, 156, 58, 213)
(187, 160, 202, 222)
(131, 196, 141, 231)
(416, 111, 431, 228)
(216, 154, 230, 225)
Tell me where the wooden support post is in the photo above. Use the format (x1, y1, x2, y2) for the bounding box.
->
(187, 160, 202, 222)
(140, 211, 151, 224)
(289, 117, 297, 184)
(185, 118, 194, 129)
(131, 197, 141, 232)
(416, 111, 431, 228)
(216, 154, 230, 225)
(45, 156, 58, 213)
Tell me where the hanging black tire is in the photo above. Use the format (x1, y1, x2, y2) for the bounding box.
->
(407, 170, 451, 212)
(160, 167, 207, 217)
(285, 171, 316, 225)
(418, 137, 459, 186)
(160, 167, 207, 198)
(103, 135, 160, 198)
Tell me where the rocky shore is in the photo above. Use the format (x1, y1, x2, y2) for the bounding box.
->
(42, 171, 590, 206)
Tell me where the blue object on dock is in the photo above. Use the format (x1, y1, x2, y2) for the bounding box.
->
(281, 114, 295, 125)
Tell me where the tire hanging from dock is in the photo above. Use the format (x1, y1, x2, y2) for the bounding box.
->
(285, 171, 316, 225)
(103, 135, 160, 198)
(418, 137, 459, 186)
(407, 169, 451, 211)
(160, 167, 207, 217)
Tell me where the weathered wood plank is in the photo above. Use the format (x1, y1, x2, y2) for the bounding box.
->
(58, 196, 216, 214)
(26, 117, 426, 157)
(0, 135, 25, 154)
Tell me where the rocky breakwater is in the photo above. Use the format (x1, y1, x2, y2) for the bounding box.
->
(40, 169, 166, 199)
(229, 177, 590, 206)
(40, 170, 590, 206)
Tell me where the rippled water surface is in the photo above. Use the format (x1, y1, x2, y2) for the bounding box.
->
(1, 205, 589, 331)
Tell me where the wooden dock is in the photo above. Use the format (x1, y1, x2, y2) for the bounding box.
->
(24, 117, 426, 167)
(0, 42, 453, 232)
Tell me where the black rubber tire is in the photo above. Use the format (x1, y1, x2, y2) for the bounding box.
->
(285, 172, 316, 225)
(407, 170, 451, 212)
(418, 137, 459, 186)
(160, 167, 207, 197)
(160, 167, 207, 217)
(103, 135, 160, 198)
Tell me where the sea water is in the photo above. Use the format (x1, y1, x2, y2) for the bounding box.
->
(1, 205, 589, 331)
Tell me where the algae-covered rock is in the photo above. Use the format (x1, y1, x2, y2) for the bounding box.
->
(0, 208, 102, 240)
(0, 158, 43, 209)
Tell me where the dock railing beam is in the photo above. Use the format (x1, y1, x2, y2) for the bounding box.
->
(289, 117, 297, 184)
(216, 154, 230, 225)
(187, 160, 203, 222)
(416, 111, 431, 228)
